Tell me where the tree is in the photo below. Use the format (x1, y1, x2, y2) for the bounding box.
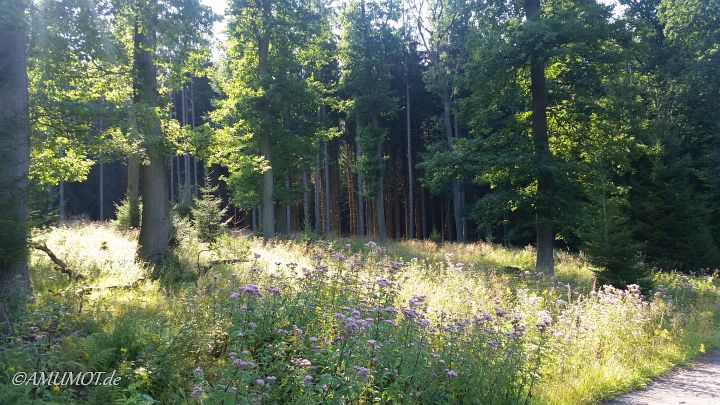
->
(340, 0, 400, 240)
(410, 0, 470, 241)
(213, 0, 334, 239)
(0, 0, 32, 319)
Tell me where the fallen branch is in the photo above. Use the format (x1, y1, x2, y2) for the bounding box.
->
(30, 242, 84, 280)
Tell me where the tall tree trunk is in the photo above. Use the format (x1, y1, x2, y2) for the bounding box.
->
(258, 0, 274, 238)
(524, 0, 554, 274)
(372, 116, 387, 240)
(190, 79, 199, 198)
(99, 162, 104, 220)
(356, 141, 365, 238)
(323, 141, 332, 234)
(169, 152, 174, 203)
(406, 62, 414, 239)
(314, 154, 321, 231)
(59, 181, 66, 221)
(302, 171, 310, 231)
(285, 176, 291, 235)
(134, 8, 170, 264)
(0, 0, 32, 320)
(442, 90, 465, 242)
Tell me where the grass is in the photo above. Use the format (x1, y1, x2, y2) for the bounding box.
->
(0, 221, 718, 404)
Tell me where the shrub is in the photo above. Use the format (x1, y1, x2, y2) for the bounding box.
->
(113, 196, 141, 230)
(191, 179, 228, 244)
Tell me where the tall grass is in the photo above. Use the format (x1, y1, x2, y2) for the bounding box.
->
(0, 222, 717, 404)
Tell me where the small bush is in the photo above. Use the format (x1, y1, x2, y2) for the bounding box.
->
(191, 179, 228, 244)
(113, 196, 141, 230)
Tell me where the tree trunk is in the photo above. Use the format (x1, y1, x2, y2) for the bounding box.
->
(406, 60, 414, 239)
(314, 154, 321, 231)
(0, 0, 32, 320)
(441, 90, 464, 242)
(134, 7, 170, 264)
(356, 141, 366, 238)
(258, 0, 274, 239)
(59, 181, 66, 221)
(524, 0, 555, 274)
(302, 171, 310, 231)
(169, 152, 174, 203)
(323, 141, 332, 234)
(99, 162, 104, 220)
(285, 176, 291, 235)
(372, 116, 386, 240)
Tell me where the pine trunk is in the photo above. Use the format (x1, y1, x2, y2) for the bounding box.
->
(524, 0, 555, 274)
(0, 0, 32, 319)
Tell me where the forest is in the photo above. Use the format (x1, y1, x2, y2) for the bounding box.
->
(0, 0, 719, 404)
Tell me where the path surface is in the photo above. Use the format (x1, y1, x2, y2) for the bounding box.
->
(607, 351, 720, 405)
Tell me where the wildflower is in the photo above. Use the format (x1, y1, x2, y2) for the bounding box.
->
(402, 307, 418, 319)
(191, 386, 204, 398)
(494, 306, 508, 318)
(293, 358, 312, 367)
(233, 359, 256, 369)
(377, 278, 391, 288)
(353, 366, 370, 378)
(193, 367, 202, 377)
(239, 284, 263, 298)
(248, 322, 257, 330)
(487, 339, 499, 349)
(536, 310, 552, 332)
(309, 336, 318, 343)
(255, 379, 265, 386)
(419, 319, 431, 328)
(303, 375, 313, 384)
(228, 352, 238, 358)
(266, 376, 277, 384)
(293, 325, 304, 336)
(266, 285, 281, 295)
(51, 385, 60, 392)
(446, 369, 459, 378)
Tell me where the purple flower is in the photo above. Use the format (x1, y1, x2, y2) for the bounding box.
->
(248, 322, 257, 330)
(266, 285, 281, 295)
(446, 369, 459, 378)
(353, 366, 370, 378)
(229, 292, 240, 300)
(238, 284, 263, 298)
(487, 339, 499, 349)
(228, 352, 238, 358)
(377, 278, 391, 288)
(309, 336, 318, 343)
(233, 359, 256, 368)
(303, 375, 313, 384)
(191, 386, 204, 398)
(255, 378, 265, 386)
(266, 376, 277, 384)
(193, 367, 202, 377)
(494, 306, 508, 318)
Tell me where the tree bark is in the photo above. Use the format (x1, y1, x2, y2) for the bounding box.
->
(258, 0, 274, 239)
(372, 116, 387, 240)
(356, 141, 366, 238)
(134, 6, 170, 264)
(127, 153, 140, 227)
(524, 0, 555, 274)
(302, 171, 310, 231)
(99, 162, 104, 220)
(0, 0, 32, 320)
(323, 141, 332, 234)
(406, 59, 414, 239)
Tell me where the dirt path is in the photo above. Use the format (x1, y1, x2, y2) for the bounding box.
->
(606, 351, 720, 405)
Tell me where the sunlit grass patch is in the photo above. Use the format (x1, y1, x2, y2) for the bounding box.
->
(2, 222, 718, 404)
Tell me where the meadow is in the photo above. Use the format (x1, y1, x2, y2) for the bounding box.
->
(1, 221, 718, 404)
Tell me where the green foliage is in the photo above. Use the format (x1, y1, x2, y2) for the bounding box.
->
(191, 179, 229, 244)
(113, 197, 142, 230)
